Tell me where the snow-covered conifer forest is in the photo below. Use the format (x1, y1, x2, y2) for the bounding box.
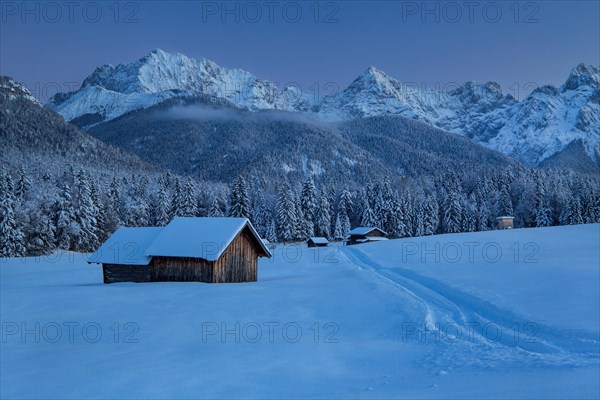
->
(2, 165, 599, 257)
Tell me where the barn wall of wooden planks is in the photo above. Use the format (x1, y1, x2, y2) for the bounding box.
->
(103, 264, 151, 284)
(212, 228, 258, 283)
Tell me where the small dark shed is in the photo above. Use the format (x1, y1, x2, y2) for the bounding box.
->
(346, 227, 388, 245)
(307, 237, 329, 247)
(88, 217, 271, 284)
(496, 216, 514, 230)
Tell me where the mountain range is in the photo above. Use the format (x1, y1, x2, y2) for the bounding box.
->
(47, 49, 599, 167)
(2, 75, 516, 189)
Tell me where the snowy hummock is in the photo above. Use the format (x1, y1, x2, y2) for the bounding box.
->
(1, 224, 598, 399)
(144, 217, 271, 261)
(87, 227, 163, 265)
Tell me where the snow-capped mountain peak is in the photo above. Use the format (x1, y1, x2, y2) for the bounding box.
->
(562, 63, 600, 91)
(360, 66, 391, 82)
(47, 48, 306, 124)
(81, 49, 213, 94)
(450, 81, 505, 103)
(351, 66, 405, 93)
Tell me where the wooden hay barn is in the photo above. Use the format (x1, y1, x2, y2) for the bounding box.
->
(88, 217, 271, 284)
(346, 227, 388, 246)
(307, 237, 329, 248)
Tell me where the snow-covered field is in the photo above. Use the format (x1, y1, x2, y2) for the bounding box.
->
(1, 224, 599, 399)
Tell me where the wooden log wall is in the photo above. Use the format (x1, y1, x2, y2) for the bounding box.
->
(150, 256, 214, 283)
(103, 264, 151, 284)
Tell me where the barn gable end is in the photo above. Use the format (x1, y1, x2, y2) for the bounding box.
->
(213, 227, 259, 283)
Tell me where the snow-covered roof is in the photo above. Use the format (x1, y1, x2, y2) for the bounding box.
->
(145, 217, 271, 261)
(348, 227, 387, 236)
(496, 216, 515, 219)
(308, 237, 329, 244)
(87, 227, 163, 265)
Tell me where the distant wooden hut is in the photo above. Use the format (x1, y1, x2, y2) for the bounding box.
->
(496, 216, 514, 230)
(307, 237, 329, 248)
(88, 217, 271, 284)
(346, 227, 388, 245)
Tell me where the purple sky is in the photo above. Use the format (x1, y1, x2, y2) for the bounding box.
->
(1, 1, 598, 103)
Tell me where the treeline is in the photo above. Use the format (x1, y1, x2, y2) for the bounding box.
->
(1, 166, 599, 257)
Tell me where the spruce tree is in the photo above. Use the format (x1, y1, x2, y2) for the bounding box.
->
(228, 176, 252, 219)
(55, 183, 77, 251)
(25, 207, 56, 256)
(126, 178, 151, 227)
(74, 170, 99, 251)
(581, 183, 600, 223)
(339, 186, 354, 221)
(15, 167, 31, 200)
(461, 196, 476, 232)
(359, 195, 377, 227)
(423, 196, 439, 235)
(181, 177, 199, 217)
(314, 190, 332, 239)
(91, 180, 108, 242)
(252, 191, 273, 237)
(300, 176, 318, 226)
(0, 185, 26, 257)
(169, 178, 183, 217)
(560, 197, 584, 225)
(153, 182, 171, 226)
(414, 202, 426, 237)
(385, 196, 402, 237)
(535, 201, 553, 227)
(208, 197, 224, 217)
(443, 189, 463, 234)
(398, 193, 413, 237)
(276, 181, 298, 243)
(295, 195, 314, 240)
(497, 185, 514, 217)
(107, 177, 123, 227)
(333, 209, 350, 241)
(265, 220, 277, 243)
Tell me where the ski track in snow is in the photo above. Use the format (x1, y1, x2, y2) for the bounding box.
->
(341, 246, 600, 369)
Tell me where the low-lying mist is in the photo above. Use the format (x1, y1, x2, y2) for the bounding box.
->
(155, 104, 335, 128)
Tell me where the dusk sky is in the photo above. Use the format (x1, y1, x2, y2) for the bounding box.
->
(1, 0, 599, 102)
